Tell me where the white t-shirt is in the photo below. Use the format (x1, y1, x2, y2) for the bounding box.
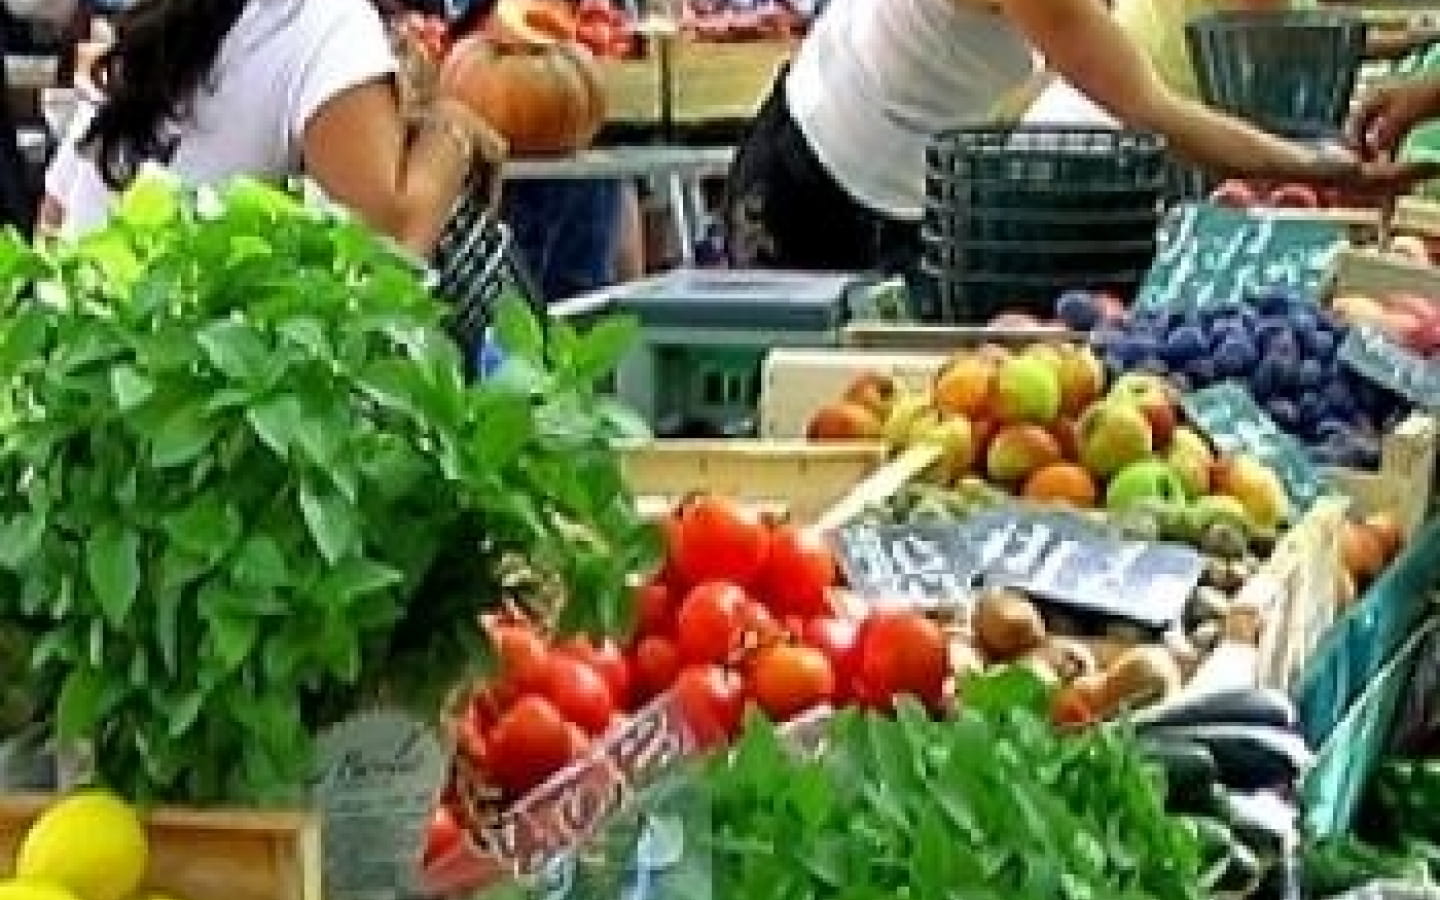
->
(46, 0, 397, 237)
(786, 0, 1035, 220)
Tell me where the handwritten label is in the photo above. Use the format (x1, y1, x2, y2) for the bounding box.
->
(836, 509, 1203, 628)
(311, 709, 447, 900)
(1136, 204, 1344, 310)
(478, 690, 698, 878)
(1181, 381, 1327, 513)
(1340, 325, 1440, 412)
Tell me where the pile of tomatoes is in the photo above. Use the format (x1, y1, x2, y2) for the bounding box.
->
(428, 494, 951, 862)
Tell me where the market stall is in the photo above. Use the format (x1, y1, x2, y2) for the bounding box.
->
(9, 2, 1440, 900)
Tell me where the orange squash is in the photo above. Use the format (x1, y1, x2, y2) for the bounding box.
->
(441, 35, 606, 157)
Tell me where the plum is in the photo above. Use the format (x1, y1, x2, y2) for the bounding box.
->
(1057, 291, 1103, 331)
(1163, 325, 1208, 363)
(1301, 328, 1337, 360)
(1299, 392, 1327, 427)
(1187, 357, 1220, 384)
(1296, 358, 1325, 389)
(1265, 398, 1300, 430)
(1214, 335, 1259, 376)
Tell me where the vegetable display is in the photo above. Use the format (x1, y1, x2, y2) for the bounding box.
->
(0, 175, 654, 806)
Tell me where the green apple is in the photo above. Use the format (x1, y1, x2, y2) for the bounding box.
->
(1105, 459, 1189, 512)
(994, 355, 1061, 425)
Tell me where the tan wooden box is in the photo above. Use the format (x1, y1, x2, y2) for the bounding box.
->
(0, 794, 321, 900)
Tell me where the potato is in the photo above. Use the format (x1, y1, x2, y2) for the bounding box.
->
(973, 589, 1046, 659)
(1097, 645, 1183, 714)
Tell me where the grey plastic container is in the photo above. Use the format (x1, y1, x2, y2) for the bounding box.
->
(1186, 10, 1368, 140)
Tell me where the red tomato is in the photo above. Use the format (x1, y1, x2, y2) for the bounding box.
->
(801, 616, 860, 694)
(559, 636, 633, 709)
(488, 620, 549, 692)
(676, 582, 750, 665)
(636, 581, 674, 637)
(1051, 685, 1096, 729)
(422, 805, 463, 864)
(540, 654, 617, 736)
(759, 524, 837, 617)
(456, 714, 488, 768)
(633, 634, 682, 698)
(741, 599, 783, 649)
(671, 495, 771, 588)
(485, 695, 579, 797)
(856, 612, 948, 708)
(673, 665, 745, 747)
(747, 645, 835, 721)
(468, 682, 514, 731)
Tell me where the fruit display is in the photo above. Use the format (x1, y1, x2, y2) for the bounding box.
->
(1210, 179, 1379, 213)
(677, 0, 808, 41)
(1331, 286, 1440, 358)
(806, 341, 1293, 532)
(1087, 291, 1409, 469)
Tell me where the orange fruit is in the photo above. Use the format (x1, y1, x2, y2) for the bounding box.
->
(1362, 512, 1404, 562)
(934, 354, 996, 419)
(1340, 521, 1385, 583)
(1021, 463, 1098, 507)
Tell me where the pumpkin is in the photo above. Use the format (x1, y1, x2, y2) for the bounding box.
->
(441, 36, 606, 157)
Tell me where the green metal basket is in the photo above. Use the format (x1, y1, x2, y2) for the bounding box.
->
(1186, 10, 1368, 140)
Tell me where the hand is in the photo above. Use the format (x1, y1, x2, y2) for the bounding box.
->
(1348, 80, 1440, 160)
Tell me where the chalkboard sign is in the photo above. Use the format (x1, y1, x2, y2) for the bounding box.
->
(1180, 381, 1327, 513)
(1136, 204, 1345, 310)
(1339, 325, 1440, 412)
(836, 509, 1204, 629)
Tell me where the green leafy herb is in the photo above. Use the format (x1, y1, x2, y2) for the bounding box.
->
(667, 690, 1206, 900)
(0, 175, 656, 805)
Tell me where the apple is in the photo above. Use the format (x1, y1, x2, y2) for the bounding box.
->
(994, 355, 1062, 425)
(1077, 401, 1153, 478)
(1213, 455, 1290, 530)
(1109, 372, 1178, 450)
(1055, 345, 1105, 415)
(843, 371, 899, 417)
(1105, 460, 1189, 512)
(1268, 183, 1321, 209)
(986, 424, 1063, 483)
(1211, 180, 1259, 209)
(807, 402, 882, 441)
(1166, 427, 1215, 498)
(1187, 493, 1251, 533)
(1330, 294, 1387, 327)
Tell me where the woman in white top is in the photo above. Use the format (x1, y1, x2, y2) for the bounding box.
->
(43, 0, 496, 253)
(726, 0, 1436, 272)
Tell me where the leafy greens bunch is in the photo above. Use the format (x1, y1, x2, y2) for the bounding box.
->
(686, 683, 1207, 900)
(0, 175, 656, 805)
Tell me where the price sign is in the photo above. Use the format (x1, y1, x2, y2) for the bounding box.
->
(836, 509, 1203, 628)
(311, 709, 447, 900)
(833, 524, 982, 606)
(1181, 381, 1327, 513)
(1340, 325, 1440, 412)
(1136, 204, 1345, 310)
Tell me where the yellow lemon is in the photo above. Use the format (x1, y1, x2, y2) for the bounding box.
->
(16, 791, 148, 900)
(0, 880, 83, 900)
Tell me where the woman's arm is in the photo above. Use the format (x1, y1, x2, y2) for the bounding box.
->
(302, 81, 504, 255)
(997, 0, 1422, 186)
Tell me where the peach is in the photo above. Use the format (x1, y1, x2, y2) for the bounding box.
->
(1077, 401, 1152, 479)
(1363, 511, 1405, 561)
(1330, 294, 1387, 327)
(807, 401, 882, 441)
(1341, 521, 1385, 583)
(987, 424, 1063, 484)
(994, 355, 1062, 425)
(1109, 372, 1178, 450)
(934, 354, 996, 420)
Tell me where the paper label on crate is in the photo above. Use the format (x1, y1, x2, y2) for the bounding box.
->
(1181, 381, 1327, 512)
(1340, 325, 1440, 412)
(1136, 203, 1345, 310)
(836, 511, 1202, 627)
(478, 691, 700, 879)
(311, 709, 447, 900)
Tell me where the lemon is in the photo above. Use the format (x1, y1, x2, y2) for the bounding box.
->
(0, 880, 83, 900)
(16, 791, 148, 900)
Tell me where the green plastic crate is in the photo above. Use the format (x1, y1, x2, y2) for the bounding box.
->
(1303, 616, 1439, 838)
(1296, 518, 1440, 748)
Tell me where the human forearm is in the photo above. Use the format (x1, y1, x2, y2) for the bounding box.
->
(388, 110, 476, 254)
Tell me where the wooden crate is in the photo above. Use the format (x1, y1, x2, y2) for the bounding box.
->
(1325, 246, 1440, 536)
(619, 439, 888, 524)
(760, 348, 951, 439)
(0, 795, 321, 900)
(596, 56, 664, 125)
(670, 39, 792, 124)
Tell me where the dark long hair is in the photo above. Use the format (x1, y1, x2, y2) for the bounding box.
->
(82, 0, 250, 190)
